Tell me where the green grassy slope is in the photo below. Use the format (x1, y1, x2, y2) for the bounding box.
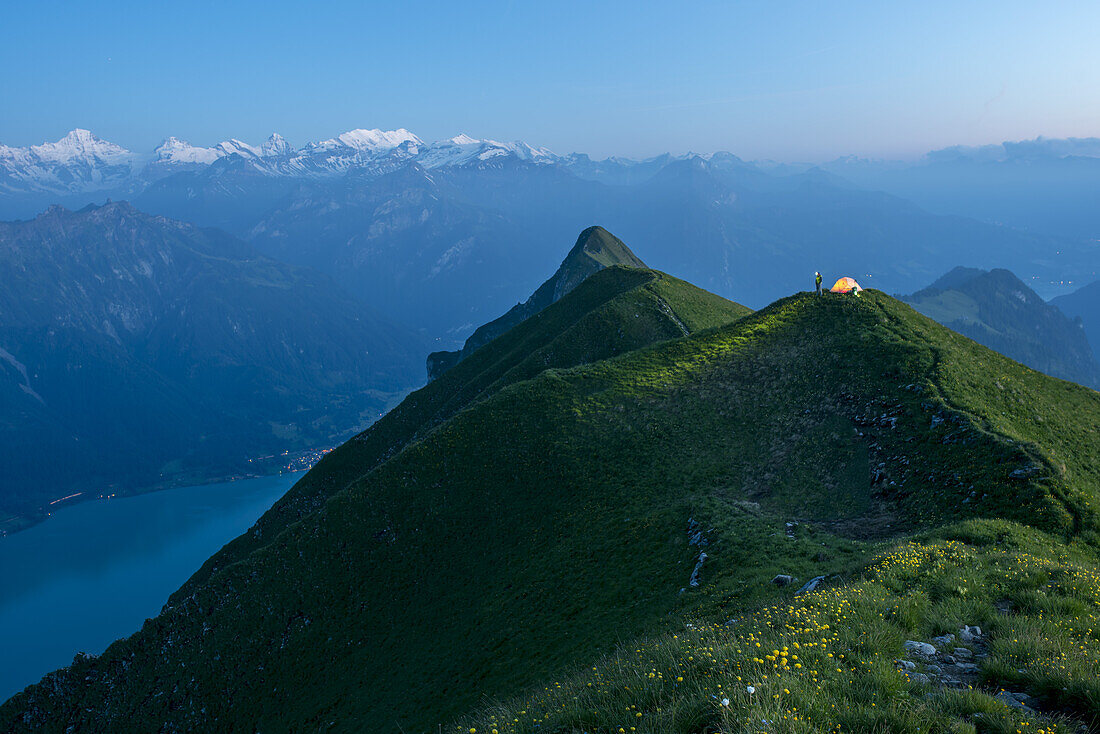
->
(463, 520, 1100, 734)
(5, 290, 1100, 733)
(428, 226, 648, 377)
(170, 265, 750, 603)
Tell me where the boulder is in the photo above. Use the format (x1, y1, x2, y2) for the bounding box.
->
(796, 575, 826, 594)
(958, 625, 982, 643)
(904, 640, 937, 657)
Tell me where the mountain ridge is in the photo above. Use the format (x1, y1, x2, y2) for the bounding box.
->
(425, 225, 647, 378)
(5, 273, 1100, 730)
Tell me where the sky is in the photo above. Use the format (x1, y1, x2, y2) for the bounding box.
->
(1, 0, 1098, 161)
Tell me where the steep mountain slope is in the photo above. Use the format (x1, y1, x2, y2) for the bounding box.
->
(5, 284, 1100, 732)
(172, 262, 751, 602)
(901, 266, 1100, 388)
(1052, 280, 1100, 361)
(0, 202, 425, 532)
(426, 225, 647, 377)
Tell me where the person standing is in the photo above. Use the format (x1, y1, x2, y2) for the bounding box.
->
(815, 271, 823, 294)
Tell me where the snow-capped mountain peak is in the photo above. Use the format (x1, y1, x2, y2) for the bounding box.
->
(25, 129, 133, 164)
(416, 134, 557, 169)
(0, 129, 135, 195)
(328, 128, 424, 152)
(260, 133, 293, 158)
(0, 126, 561, 197)
(152, 137, 221, 165)
(215, 138, 263, 159)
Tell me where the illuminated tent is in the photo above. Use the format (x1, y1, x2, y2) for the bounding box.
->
(830, 277, 863, 294)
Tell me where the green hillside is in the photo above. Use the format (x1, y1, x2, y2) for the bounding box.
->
(5, 286, 1100, 733)
(170, 264, 751, 603)
(427, 225, 647, 378)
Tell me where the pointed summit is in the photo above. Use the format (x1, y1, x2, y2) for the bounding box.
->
(30, 129, 133, 163)
(260, 133, 293, 157)
(427, 226, 647, 378)
(551, 226, 647, 299)
(152, 137, 221, 164)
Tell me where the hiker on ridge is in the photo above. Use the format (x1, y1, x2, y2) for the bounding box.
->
(815, 271, 822, 294)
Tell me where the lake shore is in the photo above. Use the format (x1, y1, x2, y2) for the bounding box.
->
(0, 445, 331, 539)
(0, 472, 302, 701)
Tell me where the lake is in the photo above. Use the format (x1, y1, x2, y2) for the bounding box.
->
(0, 472, 299, 702)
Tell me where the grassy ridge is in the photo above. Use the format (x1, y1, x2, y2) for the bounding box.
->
(5, 289, 1100, 732)
(169, 266, 749, 604)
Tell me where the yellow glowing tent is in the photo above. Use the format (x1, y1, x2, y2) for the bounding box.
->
(830, 277, 863, 294)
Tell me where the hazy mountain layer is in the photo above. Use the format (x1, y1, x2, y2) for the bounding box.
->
(0, 202, 425, 531)
(137, 153, 1091, 340)
(901, 266, 1100, 388)
(823, 140, 1100, 240)
(1052, 280, 1100, 362)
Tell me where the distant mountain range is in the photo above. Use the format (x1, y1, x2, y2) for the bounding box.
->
(820, 136, 1100, 239)
(0, 127, 556, 203)
(4, 129, 1098, 247)
(5, 129, 1087, 341)
(0, 202, 426, 532)
(901, 266, 1100, 388)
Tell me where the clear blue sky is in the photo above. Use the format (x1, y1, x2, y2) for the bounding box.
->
(2, 0, 1097, 160)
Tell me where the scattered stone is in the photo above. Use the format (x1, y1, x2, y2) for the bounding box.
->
(958, 625, 982, 643)
(926, 665, 942, 674)
(932, 634, 955, 647)
(1009, 465, 1041, 480)
(908, 673, 931, 685)
(904, 641, 937, 658)
(995, 691, 1033, 710)
(771, 574, 794, 587)
(942, 655, 957, 665)
(952, 648, 973, 660)
(956, 662, 979, 673)
(896, 659, 916, 671)
(689, 553, 708, 587)
(795, 575, 826, 595)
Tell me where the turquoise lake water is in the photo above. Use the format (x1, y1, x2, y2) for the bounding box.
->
(0, 472, 299, 701)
